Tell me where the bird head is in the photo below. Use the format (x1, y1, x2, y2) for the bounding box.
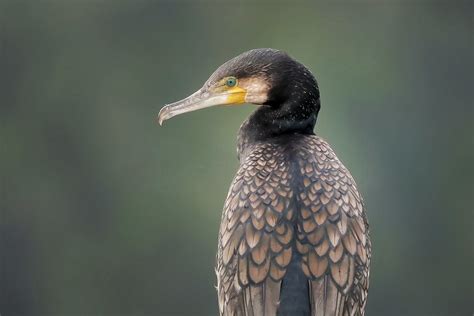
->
(157, 48, 320, 127)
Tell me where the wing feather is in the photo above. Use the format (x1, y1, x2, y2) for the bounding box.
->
(217, 143, 294, 316)
(295, 135, 371, 316)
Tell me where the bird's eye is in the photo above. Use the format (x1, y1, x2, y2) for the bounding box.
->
(226, 77, 237, 87)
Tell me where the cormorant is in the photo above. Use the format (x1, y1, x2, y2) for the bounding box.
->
(158, 48, 371, 316)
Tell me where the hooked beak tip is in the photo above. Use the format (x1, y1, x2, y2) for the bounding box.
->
(156, 105, 169, 126)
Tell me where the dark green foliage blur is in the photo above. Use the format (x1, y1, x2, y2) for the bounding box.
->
(1, 1, 472, 315)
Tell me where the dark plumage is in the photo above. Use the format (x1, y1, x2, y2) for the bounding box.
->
(211, 49, 320, 144)
(158, 48, 371, 316)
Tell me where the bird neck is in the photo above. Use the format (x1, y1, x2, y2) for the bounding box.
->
(237, 94, 320, 158)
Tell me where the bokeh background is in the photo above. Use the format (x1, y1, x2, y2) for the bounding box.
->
(1, 1, 473, 315)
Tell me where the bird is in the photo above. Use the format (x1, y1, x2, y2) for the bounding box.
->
(157, 48, 371, 316)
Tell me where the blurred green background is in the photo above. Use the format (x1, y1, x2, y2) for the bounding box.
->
(1, 1, 473, 315)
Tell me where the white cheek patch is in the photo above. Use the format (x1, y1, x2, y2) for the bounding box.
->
(240, 77, 270, 104)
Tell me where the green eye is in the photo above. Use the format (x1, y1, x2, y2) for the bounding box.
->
(226, 77, 237, 87)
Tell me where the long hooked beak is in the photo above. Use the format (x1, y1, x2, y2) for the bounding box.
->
(157, 86, 246, 125)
